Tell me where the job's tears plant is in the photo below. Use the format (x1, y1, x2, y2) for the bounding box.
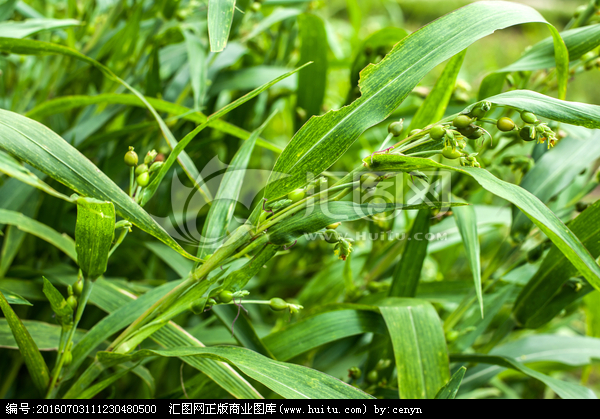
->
(1, 0, 600, 399)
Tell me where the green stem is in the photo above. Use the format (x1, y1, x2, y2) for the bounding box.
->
(406, 150, 441, 157)
(109, 228, 128, 258)
(129, 167, 134, 197)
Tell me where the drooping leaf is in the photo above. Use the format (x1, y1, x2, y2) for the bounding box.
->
(0, 319, 86, 350)
(0, 290, 49, 395)
(452, 352, 596, 399)
(471, 90, 600, 129)
(264, 1, 568, 200)
(183, 30, 207, 110)
(513, 199, 600, 328)
(96, 346, 374, 399)
(263, 307, 385, 361)
(0, 209, 76, 261)
(0, 288, 31, 305)
(208, 0, 236, 52)
(0, 18, 80, 38)
(42, 277, 73, 327)
(0, 110, 200, 262)
(378, 298, 450, 399)
(74, 197, 115, 281)
(435, 367, 466, 399)
(366, 154, 600, 293)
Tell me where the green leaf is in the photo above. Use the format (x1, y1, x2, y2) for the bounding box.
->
(0, 0, 16, 21)
(97, 346, 374, 399)
(24, 94, 280, 152)
(183, 30, 207, 110)
(0, 18, 80, 38)
(0, 37, 207, 201)
(208, 0, 235, 52)
(296, 13, 328, 129)
(452, 202, 483, 316)
(74, 197, 115, 281)
(265, 1, 568, 200)
(62, 278, 261, 399)
(510, 134, 600, 239)
(263, 307, 385, 361)
(408, 49, 466, 131)
(585, 291, 600, 338)
(42, 277, 73, 327)
(367, 154, 600, 294)
(140, 63, 311, 206)
(513, 199, 600, 328)
(472, 90, 600, 129)
(0, 319, 86, 350)
(451, 353, 596, 399)
(0, 288, 31, 305)
(0, 209, 76, 261)
(435, 366, 466, 399)
(0, 151, 74, 203)
(378, 298, 450, 399)
(197, 113, 273, 259)
(478, 23, 600, 98)
(389, 208, 430, 298)
(0, 191, 38, 277)
(75, 365, 136, 399)
(0, 110, 200, 262)
(242, 8, 301, 42)
(0, 290, 49, 395)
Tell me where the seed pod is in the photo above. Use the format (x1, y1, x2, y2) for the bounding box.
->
(148, 161, 163, 174)
(137, 172, 150, 187)
(366, 370, 379, 384)
(348, 367, 361, 380)
(323, 230, 340, 243)
(258, 211, 268, 224)
(63, 351, 73, 366)
(144, 149, 158, 165)
(124, 147, 138, 167)
(218, 290, 233, 304)
(287, 188, 306, 203)
(388, 121, 404, 137)
(442, 146, 461, 159)
(445, 330, 459, 342)
(66, 295, 78, 311)
(430, 125, 446, 140)
(73, 280, 84, 297)
(270, 298, 288, 311)
(467, 129, 483, 140)
(453, 115, 472, 129)
(135, 164, 148, 176)
(458, 124, 477, 137)
(519, 125, 536, 142)
(520, 111, 537, 124)
(497, 117, 515, 132)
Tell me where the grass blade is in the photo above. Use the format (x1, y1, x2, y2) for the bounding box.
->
(0, 290, 50, 395)
(208, 0, 236, 52)
(435, 366, 466, 399)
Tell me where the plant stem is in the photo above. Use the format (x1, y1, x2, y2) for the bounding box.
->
(129, 167, 134, 197)
(406, 150, 441, 157)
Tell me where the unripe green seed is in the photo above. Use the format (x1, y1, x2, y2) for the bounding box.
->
(458, 124, 477, 137)
(520, 125, 535, 142)
(218, 290, 233, 304)
(287, 188, 306, 203)
(520, 111, 537, 124)
(441, 146, 461, 159)
(67, 295, 78, 311)
(124, 148, 138, 167)
(469, 106, 487, 119)
(73, 280, 84, 297)
(366, 370, 379, 384)
(468, 129, 483, 140)
(135, 164, 148, 176)
(144, 149, 158, 165)
(430, 125, 446, 140)
(453, 115, 472, 129)
(360, 173, 379, 189)
(258, 211, 268, 224)
(251, 1, 261, 11)
(323, 230, 340, 244)
(388, 121, 404, 137)
(348, 366, 361, 380)
(63, 351, 73, 366)
(270, 298, 288, 311)
(497, 117, 515, 132)
(445, 330, 459, 342)
(148, 161, 163, 174)
(137, 172, 150, 187)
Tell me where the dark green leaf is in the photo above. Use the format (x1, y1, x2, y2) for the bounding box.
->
(435, 366, 466, 399)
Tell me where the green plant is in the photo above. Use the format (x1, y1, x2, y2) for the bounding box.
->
(0, 0, 600, 401)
